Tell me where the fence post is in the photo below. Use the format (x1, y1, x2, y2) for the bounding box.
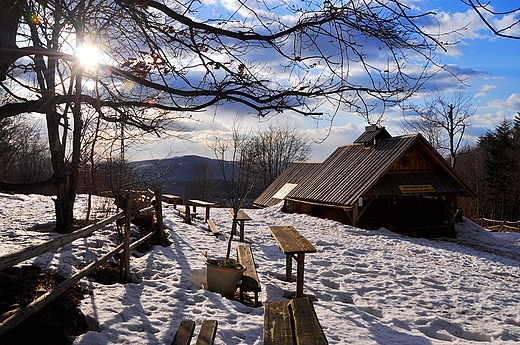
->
(154, 188, 170, 246)
(123, 193, 132, 283)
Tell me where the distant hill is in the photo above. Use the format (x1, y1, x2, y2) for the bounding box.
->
(131, 155, 261, 204)
(132, 155, 228, 182)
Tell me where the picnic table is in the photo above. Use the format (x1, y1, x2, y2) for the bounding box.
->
(188, 199, 215, 221)
(268, 225, 316, 298)
(227, 209, 252, 242)
(163, 194, 181, 208)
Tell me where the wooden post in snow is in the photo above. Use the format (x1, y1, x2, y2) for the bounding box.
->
(123, 193, 132, 282)
(154, 188, 170, 246)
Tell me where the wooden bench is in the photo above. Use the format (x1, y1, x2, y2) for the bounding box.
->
(189, 199, 215, 221)
(227, 209, 252, 242)
(176, 205, 198, 225)
(177, 205, 197, 217)
(236, 244, 261, 306)
(263, 297, 327, 345)
(163, 194, 181, 208)
(268, 226, 316, 298)
(206, 219, 220, 237)
(171, 320, 218, 345)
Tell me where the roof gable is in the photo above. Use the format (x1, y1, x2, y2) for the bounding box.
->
(286, 133, 475, 206)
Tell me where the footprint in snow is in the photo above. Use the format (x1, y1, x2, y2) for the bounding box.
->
(320, 278, 340, 290)
(357, 305, 384, 318)
(417, 318, 492, 342)
(310, 259, 332, 267)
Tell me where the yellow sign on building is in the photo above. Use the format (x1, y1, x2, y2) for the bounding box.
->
(398, 184, 436, 193)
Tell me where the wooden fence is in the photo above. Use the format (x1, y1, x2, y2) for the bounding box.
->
(476, 217, 520, 232)
(0, 188, 169, 336)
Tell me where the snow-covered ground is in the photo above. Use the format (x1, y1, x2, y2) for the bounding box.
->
(1, 192, 520, 344)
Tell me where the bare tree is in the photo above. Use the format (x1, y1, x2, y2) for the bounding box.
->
(190, 161, 218, 201)
(248, 121, 312, 190)
(0, 116, 51, 187)
(462, 1, 520, 39)
(403, 91, 475, 168)
(0, 0, 463, 231)
(209, 124, 259, 260)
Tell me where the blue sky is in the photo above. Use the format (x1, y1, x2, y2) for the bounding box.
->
(131, 0, 520, 162)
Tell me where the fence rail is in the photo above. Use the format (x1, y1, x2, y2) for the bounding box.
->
(0, 189, 168, 336)
(476, 217, 520, 232)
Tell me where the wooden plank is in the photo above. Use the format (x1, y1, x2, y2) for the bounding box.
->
(263, 300, 293, 345)
(0, 240, 126, 336)
(0, 211, 124, 271)
(289, 298, 328, 345)
(268, 226, 316, 254)
(163, 194, 181, 202)
(207, 219, 220, 236)
(195, 320, 218, 345)
(237, 245, 261, 305)
(227, 209, 252, 221)
(237, 245, 260, 289)
(171, 320, 196, 345)
(189, 199, 215, 207)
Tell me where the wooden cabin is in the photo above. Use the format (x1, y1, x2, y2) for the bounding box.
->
(253, 126, 475, 238)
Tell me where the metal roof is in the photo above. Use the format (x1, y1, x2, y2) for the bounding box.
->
(285, 134, 474, 206)
(253, 161, 321, 207)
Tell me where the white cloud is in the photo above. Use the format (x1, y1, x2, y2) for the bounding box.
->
(480, 84, 498, 92)
(474, 84, 498, 98)
(488, 93, 520, 111)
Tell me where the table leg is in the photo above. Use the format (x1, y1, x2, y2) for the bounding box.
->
(296, 253, 305, 298)
(205, 207, 210, 221)
(286, 254, 292, 281)
(239, 220, 245, 242)
(192, 203, 197, 213)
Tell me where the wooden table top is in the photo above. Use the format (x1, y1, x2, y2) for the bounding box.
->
(163, 194, 180, 199)
(268, 226, 316, 254)
(188, 199, 215, 206)
(227, 209, 252, 221)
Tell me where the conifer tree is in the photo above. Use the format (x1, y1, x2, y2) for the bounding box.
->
(479, 119, 519, 220)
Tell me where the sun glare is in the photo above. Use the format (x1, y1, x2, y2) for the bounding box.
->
(75, 44, 100, 66)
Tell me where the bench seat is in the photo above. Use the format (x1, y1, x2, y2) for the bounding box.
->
(263, 297, 327, 345)
(171, 320, 218, 345)
(176, 205, 197, 216)
(206, 219, 220, 237)
(237, 244, 261, 306)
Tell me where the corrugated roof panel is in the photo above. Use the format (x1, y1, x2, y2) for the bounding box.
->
(287, 135, 417, 206)
(253, 162, 321, 207)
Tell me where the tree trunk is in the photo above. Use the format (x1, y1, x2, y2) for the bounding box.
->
(0, 0, 21, 80)
(54, 176, 76, 233)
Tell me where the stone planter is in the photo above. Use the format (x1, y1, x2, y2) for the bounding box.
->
(206, 261, 245, 299)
